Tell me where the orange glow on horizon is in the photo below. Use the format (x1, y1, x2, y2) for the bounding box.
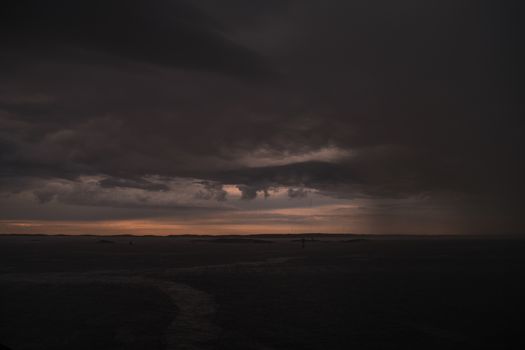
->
(0, 219, 351, 236)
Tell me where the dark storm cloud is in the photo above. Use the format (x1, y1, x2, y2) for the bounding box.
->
(194, 181, 227, 201)
(0, 0, 523, 232)
(0, 0, 271, 78)
(236, 185, 260, 201)
(21, 176, 234, 210)
(98, 177, 169, 192)
(34, 189, 55, 204)
(288, 187, 308, 199)
(216, 162, 352, 191)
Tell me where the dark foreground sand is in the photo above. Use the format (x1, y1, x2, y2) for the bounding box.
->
(1, 235, 524, 350)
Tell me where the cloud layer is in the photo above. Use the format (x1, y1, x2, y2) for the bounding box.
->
(1, 0, 523, 234)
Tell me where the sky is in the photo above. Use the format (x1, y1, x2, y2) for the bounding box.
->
(0, 0, 523, 235)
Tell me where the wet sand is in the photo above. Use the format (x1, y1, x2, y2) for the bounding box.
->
(1, 235, 524, 349)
